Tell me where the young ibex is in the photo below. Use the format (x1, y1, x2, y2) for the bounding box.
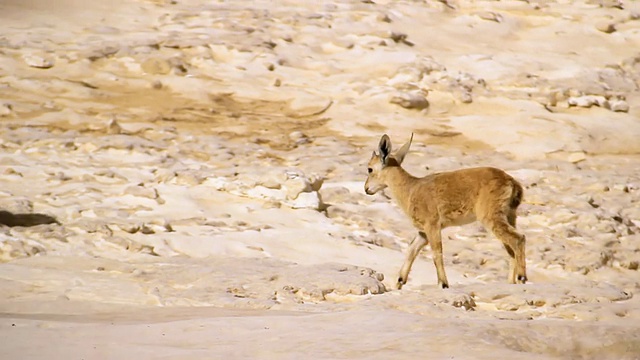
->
(364, 134, 527, 289)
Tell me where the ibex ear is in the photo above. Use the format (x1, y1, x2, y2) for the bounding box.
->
(394, 133, 413, 165)
(378, 134, 392, 165)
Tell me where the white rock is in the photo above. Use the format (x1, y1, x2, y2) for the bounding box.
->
(289, 131, 311, 146)
(202, 176, 229, 190)
(568, 152, 587, 163)
(389, 92, 429, 110)
(284, 176, 312, 200)
(458, 90, 473, 104)
(475, 11, 503, 23)
(567, 95, 607, 108)
(257, 171, 287, 190)
(0, 104, 12, 117)
(595, 22, 616, 34)
(140, 57, 172, 75)
(285, 191, 323, 210)
(609, 99, 629, 113)
(23, 54, 55, 69)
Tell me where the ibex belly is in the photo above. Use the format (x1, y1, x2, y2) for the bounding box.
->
(441, 210, 477, 228)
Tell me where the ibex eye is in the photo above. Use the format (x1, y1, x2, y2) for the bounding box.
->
(367, 168, 373, 174)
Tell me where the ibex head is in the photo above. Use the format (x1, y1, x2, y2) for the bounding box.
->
(364, 133, 413, 195)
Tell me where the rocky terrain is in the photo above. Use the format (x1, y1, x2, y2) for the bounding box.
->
(1, 0, 639, 359)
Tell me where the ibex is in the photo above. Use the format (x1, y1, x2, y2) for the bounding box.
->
(364, 134, 527, 289)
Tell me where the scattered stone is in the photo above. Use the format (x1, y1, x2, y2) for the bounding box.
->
(388, 32, 414, 46)
(595, 22, 616, 34)
(457, 90, 473, 104)
(118, 224, 140, 234)
(436, 0, 456, 9)
(319, 186, 352, 204)
(257, 172, 284, 190)
(612, 184, 630, 192)
(567, 95, 608, 108)
(140, 57, 172, 75)
(0, 103, 12, 117)
(284, 173, 313, 200)
(107, 119, 123, 135)
(450, 293, 476, 310)
(139, 223, 170, 234)
(475, 11, 503, 23)
(175, 170, 205, 185)
(390, 92, 429, 110)
(84, 44, 120, 61)
(3, 168, 22, 177)
(287, 191, 323, 210)
(308, 175, 324, 192)
(609, 99, 629, 112)
(377, 13, 392, 23)
(262, 200, 282, 209)
(89, 25, 121, 34)
(568, 152, 587, 163)
(289, 131, 311, 146)
(23, 54, 55, 69)
(124, 185, 160, 200)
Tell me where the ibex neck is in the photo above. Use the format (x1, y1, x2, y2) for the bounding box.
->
(384, 166, 418, 213)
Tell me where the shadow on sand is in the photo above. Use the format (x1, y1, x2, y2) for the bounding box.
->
(0, 210, 60, 227)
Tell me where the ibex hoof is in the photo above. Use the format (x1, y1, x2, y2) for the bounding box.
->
(396, 277, 406, 290)
(517, 275, 527, 284)
(440, 282, 449, 289)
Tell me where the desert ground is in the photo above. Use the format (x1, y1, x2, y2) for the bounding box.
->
(1, 0, 640, 359)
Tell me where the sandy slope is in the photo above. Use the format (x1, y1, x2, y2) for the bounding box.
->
(1, 0, 640, 359)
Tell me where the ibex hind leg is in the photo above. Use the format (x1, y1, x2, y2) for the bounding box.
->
(502, 242, 516, 284)
(487, 214, 527, 284)
(502, 211, 517, 283)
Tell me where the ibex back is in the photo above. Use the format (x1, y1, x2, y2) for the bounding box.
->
(364, 134, 527, 289)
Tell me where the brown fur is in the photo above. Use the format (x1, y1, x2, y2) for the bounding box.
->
(365, 134, 527, 289)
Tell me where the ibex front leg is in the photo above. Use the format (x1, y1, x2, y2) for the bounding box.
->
(397, 231, 428, 289)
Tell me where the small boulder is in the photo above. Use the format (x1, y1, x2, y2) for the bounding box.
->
(23, 54, 55, 69)
(609, 99, 629, 113)
(595, 22, 616, 34)
(390, 92, 429, 110)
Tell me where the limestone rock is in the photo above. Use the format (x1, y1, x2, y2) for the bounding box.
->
(567, 95, 608, 108)
(287, 191, 323, 210)
(140, 57, 172, 75)
(475, 11, 503, 23)
(84, 44, 120, 61)
(568, 152, 587, 163)
(257, 171, 286, 190)
(595, 22, 616, 34)
(609, 99, 629, 112)
(124, 185, 160, 200)
(390, 92, 429, 110)
(23, 54, 55, 69)
(0, 103, 12, 117)
(289, 131, 311, 146)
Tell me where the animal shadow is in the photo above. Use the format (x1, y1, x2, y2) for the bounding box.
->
(0, 210, 60, 227)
